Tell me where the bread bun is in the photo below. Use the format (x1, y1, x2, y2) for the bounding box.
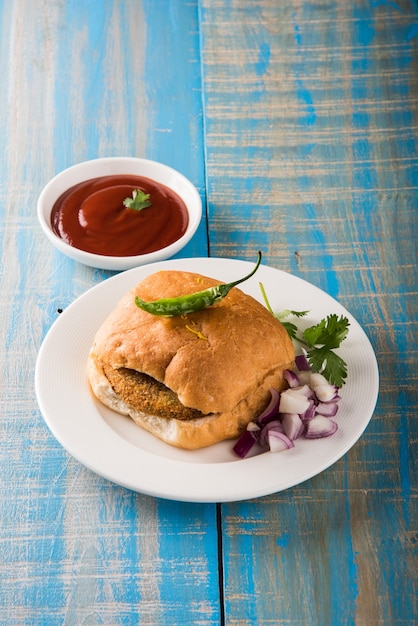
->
(88, 269, 295, 449)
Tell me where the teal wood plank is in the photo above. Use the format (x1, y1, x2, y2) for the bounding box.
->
(0, 1, 218, 624)
(200, 1, 417, 624)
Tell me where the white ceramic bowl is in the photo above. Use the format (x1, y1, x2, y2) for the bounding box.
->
(37, 157, 202, 271)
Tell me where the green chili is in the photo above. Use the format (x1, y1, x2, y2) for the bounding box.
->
(135, 251, 263, 317)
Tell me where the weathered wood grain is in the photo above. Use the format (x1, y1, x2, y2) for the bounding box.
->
(0, 1, 218, 624)
(1, 0, 417, 624)
(200, 0, 417, 624)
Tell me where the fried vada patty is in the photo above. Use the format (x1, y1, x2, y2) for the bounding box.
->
(88, 268, 295, 449)
(102, 364, 205, 421)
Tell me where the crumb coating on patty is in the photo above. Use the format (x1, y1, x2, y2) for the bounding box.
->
(102, 364, 206, 421)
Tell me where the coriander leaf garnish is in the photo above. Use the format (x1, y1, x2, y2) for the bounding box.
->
(123, 188, 152, 211)
(276, 309, 310, 320)
(259, 282, 350, 386)
(276, 310, 310, 340)
(259, 282, 308, 340)
(306, 345, 348, 387)
(259, 284, 309, 321)
(280, 321, 299, 341)
(303, 314, 350, 351)
(302, 314, 350, 387)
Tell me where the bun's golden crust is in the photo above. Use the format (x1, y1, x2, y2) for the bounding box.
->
(91, 271, 294, 413)
(88, 269, 295, 449)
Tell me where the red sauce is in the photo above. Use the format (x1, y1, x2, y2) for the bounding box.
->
(50, 175, 189, 256)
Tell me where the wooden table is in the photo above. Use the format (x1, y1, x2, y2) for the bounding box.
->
(1, 1, 416, 624)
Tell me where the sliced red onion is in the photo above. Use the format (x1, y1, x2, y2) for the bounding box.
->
(279, 388, 312, 415)
(281, 412, 305, 440)
(284, 369, 300, 388)
(315, 401, 339, 418)
(292, 384, 315, 398)
(314, 384, 339, 403)
(305, 416, 338, 439)
(299, 398, 316, 422)
(233, 355, 343, 457)
(232, 428, 260, 458)
(296, 370, 311, 386)
(309, 372, 329, 388)
(295, 353, 311, 371)
(268, 430, 295, 453)
(256, 388, 280, 426)
(259, 420, 284, 448)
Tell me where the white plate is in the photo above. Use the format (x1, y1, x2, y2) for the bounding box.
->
(35, 258, 379, 502)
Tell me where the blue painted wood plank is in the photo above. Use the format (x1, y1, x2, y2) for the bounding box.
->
(200, 1, 417, 624)
(1, 0, 417, 623)
(0, 1, 218, 624)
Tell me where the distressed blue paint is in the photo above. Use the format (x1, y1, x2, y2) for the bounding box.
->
(1, 2, 213, 623)
(406, 22, 418, 39)
(203, 0, 417, 623)
(155, 499, 221, 624)
(53, 2, 109, 168)
(292, 11, 317, 127)
(370, 0, 401, 8)
(356, 10, 375, 46)
(286, 12, 341, 296)
(224, 491, 366, 625)
(0, 2, 10, 225)
(222, 505, 259, 625)
(93, 489, 142, 622)
(295, 81, 317, 127)
(350, 5, 381, 303)
(206, 200, 271, 257)
(0, 3, 68, 617)
(292, 16, 302, 45)
(339, 457, 359, 624)
(276, 531, 290, 549)
(37, 255, 77, 340)
(304, 204, 340, 298)
(255, 42, 271, 76)
(345, 5, 416, 621)
(1, 1, 417, 623)
(142, 0, 208, 259)
(394, 311, 413, 530)
(142, 0, 202, 175)
(398, 399, 411, 525)
(3, 431, 69, 626)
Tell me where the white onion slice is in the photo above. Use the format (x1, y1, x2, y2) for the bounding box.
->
(315, 401, 339, 418)
(291, 384, 314, 397)
(257, 388, 281, 425)
(296, 371, 312, 385)
(300, 399, 316, 422)
(267, 430, 295, 453)
(233, 354, 343, 457)
(305, 416, 338, 439)
(314, 384, 339, 402)
(309, 373, 329, 388)
(281, 413, 305, 440)
(259, 420, 284, 448)
(284, 369, 301, 388)
(279, 389, 311, 415)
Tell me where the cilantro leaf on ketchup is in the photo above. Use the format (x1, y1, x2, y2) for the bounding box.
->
(123, 188, 152, 211)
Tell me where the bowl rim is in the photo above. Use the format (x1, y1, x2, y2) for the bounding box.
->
(37, 156, 202, 268)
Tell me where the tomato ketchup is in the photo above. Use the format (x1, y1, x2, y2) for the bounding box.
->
(50, 175, 189, 256)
